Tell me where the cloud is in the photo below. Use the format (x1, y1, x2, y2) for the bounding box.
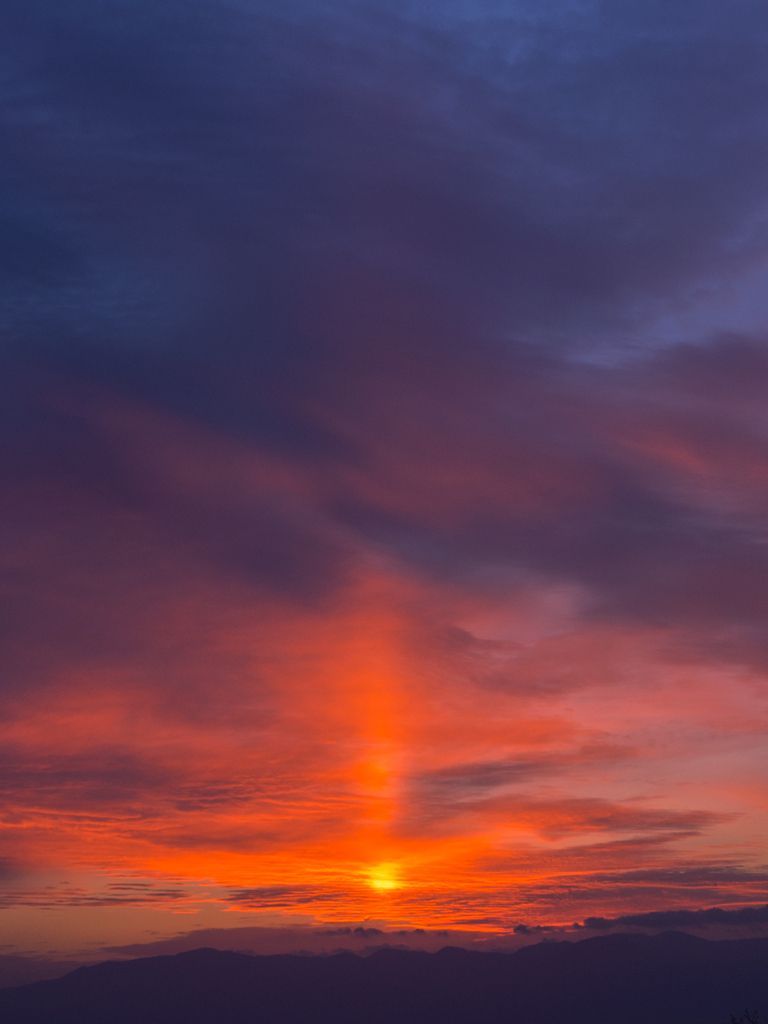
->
(0, 882, 191, 910)
(414, 759, 554, 794)
(2, 0, 768, 956)
(226, 887, 344, 908)
(0, 746, 175, 809)
(581, 903, 768, 931)
(0, 859, 23, 882)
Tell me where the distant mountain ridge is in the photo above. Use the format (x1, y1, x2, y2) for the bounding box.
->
(1, 930, 767, 1024)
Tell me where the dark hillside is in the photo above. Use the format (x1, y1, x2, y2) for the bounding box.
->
(1, 931, 766, 1024)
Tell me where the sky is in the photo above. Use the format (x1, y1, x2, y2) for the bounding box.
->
(2, 0, 768, 973)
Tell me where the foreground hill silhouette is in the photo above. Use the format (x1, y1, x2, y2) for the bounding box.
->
(1, 931, 767, 1024)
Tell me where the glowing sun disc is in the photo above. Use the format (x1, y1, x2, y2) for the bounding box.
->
(368, 864, 400, 891)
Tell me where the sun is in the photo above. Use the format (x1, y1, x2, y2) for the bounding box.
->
(368, 864, 401, 891)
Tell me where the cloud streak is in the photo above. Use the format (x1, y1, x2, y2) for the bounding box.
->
(582, 904, 768, 931)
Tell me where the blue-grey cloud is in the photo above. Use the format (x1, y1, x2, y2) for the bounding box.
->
(581, 903, 768, 930)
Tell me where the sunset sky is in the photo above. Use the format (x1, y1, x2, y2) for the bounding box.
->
(2, 0, 768, 966)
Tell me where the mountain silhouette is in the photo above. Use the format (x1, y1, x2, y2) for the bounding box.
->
(1, 931, 766, 1023)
